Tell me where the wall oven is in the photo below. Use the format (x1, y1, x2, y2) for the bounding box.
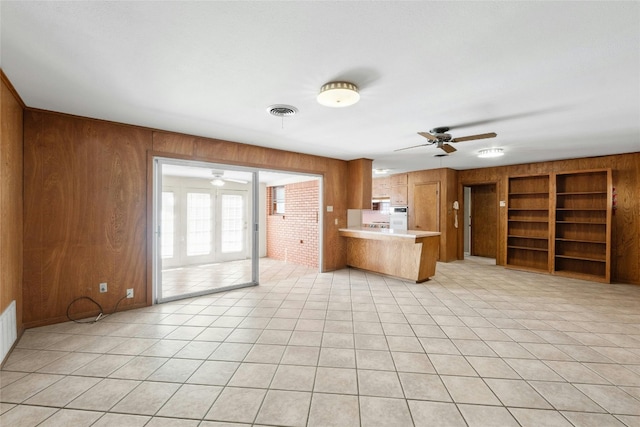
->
(389, 206, 408, 230)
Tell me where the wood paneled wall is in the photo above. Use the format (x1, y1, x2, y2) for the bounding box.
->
(347, 158, 372, 209)
(22, 114, 349, 327)
(458, 153, 640, 284)
(23, 112, 152, 327)
(407, 168, 459, 262)
(1, 73, 24, 335)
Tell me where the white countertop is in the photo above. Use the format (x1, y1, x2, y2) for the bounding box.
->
(339, 227, 441, 239)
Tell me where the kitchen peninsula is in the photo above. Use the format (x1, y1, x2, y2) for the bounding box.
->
(339, 227, 441, 283)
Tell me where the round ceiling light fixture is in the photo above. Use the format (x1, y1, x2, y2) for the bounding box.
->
(477, 148, 504, 158)
(317, 81, 360, 107)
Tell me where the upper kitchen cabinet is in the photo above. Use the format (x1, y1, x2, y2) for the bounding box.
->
(372, 176, 391, 199)
(390, 173, 408, 206)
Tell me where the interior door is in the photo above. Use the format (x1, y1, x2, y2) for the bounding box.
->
(470, 184, 497, 258)
(413, 182, 440, 231)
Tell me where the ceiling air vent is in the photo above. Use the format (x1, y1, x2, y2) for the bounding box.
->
(267, 105, 298, 117)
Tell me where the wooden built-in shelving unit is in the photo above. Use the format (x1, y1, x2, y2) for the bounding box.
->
(553, 169, 611, 282)
(506, 175, 551, 272)
(506, 169, 612, 283)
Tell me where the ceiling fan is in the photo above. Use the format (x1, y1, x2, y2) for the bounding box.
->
(395, 127, 497, 154)
(210, 170, 249, 187)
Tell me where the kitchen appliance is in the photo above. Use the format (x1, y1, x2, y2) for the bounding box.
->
(389, 206, 408, 230)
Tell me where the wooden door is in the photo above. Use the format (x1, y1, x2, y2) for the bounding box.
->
(413, 183, 439, 231)
(470, 184, 497, 258)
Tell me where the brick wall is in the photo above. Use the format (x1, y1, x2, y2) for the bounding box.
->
(266, 180, 319, 268)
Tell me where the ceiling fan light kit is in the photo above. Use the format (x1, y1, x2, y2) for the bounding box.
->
(210, 178, 225, 187)
(317, 81, 360, 107)
(477, 148, 504, 158)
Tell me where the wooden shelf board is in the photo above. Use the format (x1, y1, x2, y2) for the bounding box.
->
(556, 221, 606, 225)
(557, 191, 607, 195)
(508, 219, 549, 223)
(553, 270, 609, 283)
(508, 192, 549, 196)
(505, 265, 549, 274)
(509, 208, 549, 211)
(555, 238, 606, 244)
(508, 235, 548, 240)
(556, 208, 607, 211)
(507, 245, 548, 252)
(555, 254, 606, 263)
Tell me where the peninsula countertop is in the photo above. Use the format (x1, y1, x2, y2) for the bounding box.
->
(339, 227, 441, 282)
(339, 227, 441, 239)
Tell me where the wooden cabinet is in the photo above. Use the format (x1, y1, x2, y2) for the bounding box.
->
(390, 173, 408, 206)
(506, 175, 551, 272)
(372, 177, 391, 198)
(554, 169, 611, 283)
(390, 173, 408, 187)
(391, 186, 408, 206)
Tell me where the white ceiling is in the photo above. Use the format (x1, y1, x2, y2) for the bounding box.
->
(162, 163, 318, 186)
(2, 2, 639, 174)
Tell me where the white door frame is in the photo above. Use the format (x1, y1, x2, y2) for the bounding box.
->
(153, 157, 259, 303)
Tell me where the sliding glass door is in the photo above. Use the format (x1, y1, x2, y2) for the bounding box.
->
(153, 158, 258, 303)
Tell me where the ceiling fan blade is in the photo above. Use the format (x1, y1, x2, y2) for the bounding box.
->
(417, 131, 438, 141)
(450, 132, 497, 143)
(394, 143, 432, 152)
(441, 144, 457, 154)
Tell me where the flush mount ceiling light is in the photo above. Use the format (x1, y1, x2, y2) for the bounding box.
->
(477, 148, 504, 158)
(373, 168, 390, 175)
(317, 81, 360, 107)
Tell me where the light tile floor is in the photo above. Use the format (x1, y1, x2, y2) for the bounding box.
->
(161, 258, 319, 298)
(2, 257, 640, 426)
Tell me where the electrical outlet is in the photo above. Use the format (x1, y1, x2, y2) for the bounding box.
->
(126, 288, 134, 299)
(99, 282, 107, 293)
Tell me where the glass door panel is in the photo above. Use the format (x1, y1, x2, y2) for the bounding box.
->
(185, 191, 213, 264)
(218, 190, 248, 261)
